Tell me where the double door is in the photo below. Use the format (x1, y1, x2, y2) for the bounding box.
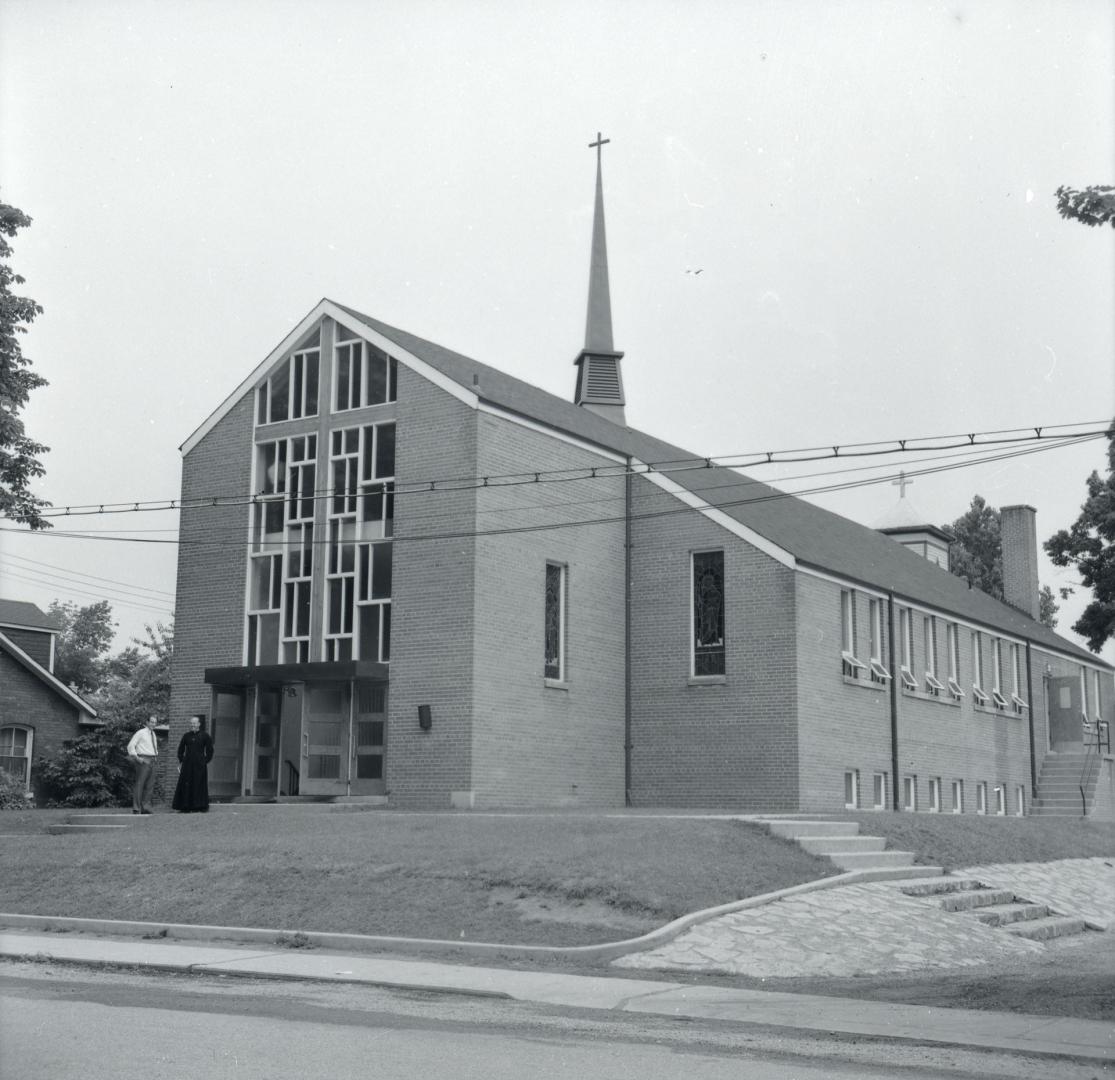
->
(257, 680, 386, 797)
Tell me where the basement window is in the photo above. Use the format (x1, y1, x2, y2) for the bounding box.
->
(872, 772, 887, 810)
(903, 775, 917, 812)
(927, 777, 941, 813)
(844, 769, 859, 809)
(976, 781, 988, 815)
(950, 779, 963, 814)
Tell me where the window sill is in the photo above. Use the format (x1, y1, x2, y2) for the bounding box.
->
(688, 675, 727, 687)
(901, 688, 961, 708)
(842, 674, 886, 691)
(543, 678, 569, 692)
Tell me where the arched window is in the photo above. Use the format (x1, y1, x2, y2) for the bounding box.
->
(0, 726, 33, 785)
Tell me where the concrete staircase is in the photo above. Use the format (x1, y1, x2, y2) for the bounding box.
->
(899, 877, 1090, 941)
(47, 811, 150, 836)
(764, 819, 940, 876)
(1032, 751, 1097, 817)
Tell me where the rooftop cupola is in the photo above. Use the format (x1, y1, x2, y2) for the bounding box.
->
(873, 472, 952, 570)
(573, 132, 626, 425)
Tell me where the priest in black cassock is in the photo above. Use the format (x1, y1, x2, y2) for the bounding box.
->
(172, 715, 214, 813)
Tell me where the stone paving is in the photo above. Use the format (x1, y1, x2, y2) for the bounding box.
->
(614, 859, 1112, 979)
(957, 857, 1113, 929)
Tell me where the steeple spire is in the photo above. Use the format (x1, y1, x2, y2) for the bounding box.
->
(574, 132, 626, 425)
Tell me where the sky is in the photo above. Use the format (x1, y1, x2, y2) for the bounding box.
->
(1, 0, 1113, 663)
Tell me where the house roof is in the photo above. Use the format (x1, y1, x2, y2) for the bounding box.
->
(336, 303, 1106, 669)
(0, 599, 60, 633)
(0, 630, 97, 718)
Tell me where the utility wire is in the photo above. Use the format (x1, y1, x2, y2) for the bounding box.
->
(0, 568, 173, 616)
(1, 552, 177, 599)
(30, 420, 1110, 520)
(4, 432, 1096, 549)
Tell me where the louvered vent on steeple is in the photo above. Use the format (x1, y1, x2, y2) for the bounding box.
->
(572, 132, 626, 425)
(576, 353, 624, 404)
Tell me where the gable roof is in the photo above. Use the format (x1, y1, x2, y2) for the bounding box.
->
(186, 299, 1106, 669)
(338, 305, 1106, 669)
(0, 630, 97, 718)
(0, 599, 60, 633)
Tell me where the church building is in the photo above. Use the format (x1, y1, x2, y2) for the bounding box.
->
(169, 142, 1113, 816)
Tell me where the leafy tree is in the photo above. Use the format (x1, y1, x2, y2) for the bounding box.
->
(944, 496, 1059, 629)
(1044, 424, 1115, 653)
(49, 599, 116, 694)
(1055, 184, 1115, 229)
(34, 621, 173, 807)
(0, 200, 50, 529)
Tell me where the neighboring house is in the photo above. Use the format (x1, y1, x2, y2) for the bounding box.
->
(169, 151, 1113, 813)
(0, 599, 97, 794)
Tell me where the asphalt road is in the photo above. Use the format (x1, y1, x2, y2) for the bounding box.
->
(1, 962, 1104, 1080)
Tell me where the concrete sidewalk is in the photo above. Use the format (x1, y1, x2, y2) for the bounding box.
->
(1, 927, 1111, 1063)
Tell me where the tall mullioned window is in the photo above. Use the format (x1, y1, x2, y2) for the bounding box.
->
(544, 562, 566, 681)
(249, 435, 316, 665)
(256, 332, 320, 425)
(334, 334, 398, 412)
(325, 422, 396, 662)
(692, 550, 725, 676)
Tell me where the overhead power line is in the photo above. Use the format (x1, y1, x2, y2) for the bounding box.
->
(3, 431, 1097, 549)
(1, 552, 177, 599)
(28, 420, 1110, 520)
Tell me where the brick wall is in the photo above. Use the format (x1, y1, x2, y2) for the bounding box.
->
(169, 392, 254, 796)
(469, 413, 626, 808)
(0, 648, 82, 795)
(0, 627, 54, 671)
(628, 477, 799, 809)
(797, 576, 1038, 814)
(384, 362, 478, 806)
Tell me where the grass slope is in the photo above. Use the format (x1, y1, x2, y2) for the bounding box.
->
(0, 810, 834, 946)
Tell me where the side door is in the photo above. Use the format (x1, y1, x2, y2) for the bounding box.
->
(1047, 675, 1082, 749)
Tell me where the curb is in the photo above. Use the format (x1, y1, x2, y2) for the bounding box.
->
(0, 865, 944, 962)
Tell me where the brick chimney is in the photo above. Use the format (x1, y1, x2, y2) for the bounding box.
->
(1001, 505, 1040, 620)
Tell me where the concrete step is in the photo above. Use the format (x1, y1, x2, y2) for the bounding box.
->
(969, 902, 1050, 926)
(827, 850, 915, 871)
(797, 835, 886, 855)
(1003, 916, 1088, 941)
(940, 889, 1016, 912)
(1029, 807, 1088, 817)
(766, 820, 860, 839)
(66, 813, 148, 824)
(854, 867, 945, 883)
(899, 878, 985, 897)
(48, 824, 132, 835)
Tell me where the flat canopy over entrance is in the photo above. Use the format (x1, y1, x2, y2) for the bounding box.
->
(204, 660, 389, 686)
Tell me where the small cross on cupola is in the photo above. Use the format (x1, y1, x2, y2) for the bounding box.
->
(573, 132, 626, 425)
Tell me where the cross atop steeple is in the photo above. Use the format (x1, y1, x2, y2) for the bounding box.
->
(892, 471, 913, 499)
(589, 131, 610, 165)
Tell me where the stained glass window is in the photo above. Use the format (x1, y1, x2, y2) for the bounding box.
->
(544, 563, 564, 681)
(693, 551, 725, 676)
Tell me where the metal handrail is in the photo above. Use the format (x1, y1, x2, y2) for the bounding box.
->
(1078, 720, 1108, 817)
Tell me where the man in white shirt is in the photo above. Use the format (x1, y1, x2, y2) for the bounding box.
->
(126, 716, 160, 814)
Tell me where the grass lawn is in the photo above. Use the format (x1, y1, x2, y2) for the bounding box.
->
(834, 811, 1114, 869)
(0, 808, 837, 946)
(2, 806, 1111, 949)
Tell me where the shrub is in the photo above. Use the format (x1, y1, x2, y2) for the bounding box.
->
(34, 716, 164, 808)
(0, 768, 33, 810)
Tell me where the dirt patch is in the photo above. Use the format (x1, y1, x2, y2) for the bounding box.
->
(487, 887, 658, 933)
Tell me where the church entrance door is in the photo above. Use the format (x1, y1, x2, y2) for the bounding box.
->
(301, 682, 350, 796)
